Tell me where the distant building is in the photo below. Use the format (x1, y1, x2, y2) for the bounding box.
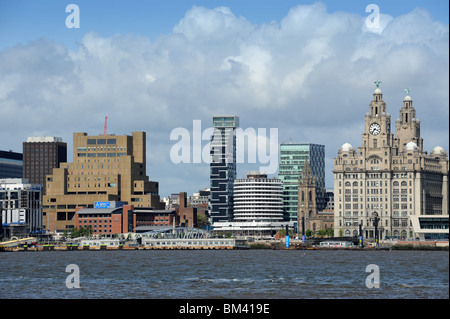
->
(210, 115, 239, 223)
(333, 86, 449, 240)
(278, 143, 326, 222)
(23, 136, 67, 195)
(0, 150, 23, 179)
(189, 188, 210, 209)
(177, 192, 197, 228)
(0, 178, 42, 238)
(43, 131, 164, 234)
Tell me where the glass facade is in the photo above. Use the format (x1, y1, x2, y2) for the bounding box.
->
(210, 115, 239, 223)
(0, 150, 23, 179)
(278, 144, 325, 221)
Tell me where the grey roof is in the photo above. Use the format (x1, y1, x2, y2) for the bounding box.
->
(76, 207, 122, 215)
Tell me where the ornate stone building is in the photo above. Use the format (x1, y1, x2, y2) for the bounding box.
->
(333, 85, 449, 240)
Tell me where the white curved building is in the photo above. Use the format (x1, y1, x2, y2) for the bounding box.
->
(233, 172, 283, 222)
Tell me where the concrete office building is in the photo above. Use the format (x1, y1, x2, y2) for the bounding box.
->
(0, 150, 23, 178)
(0, 178, 42, 238)
(278, 143, 326, 222)
(209, 115, 239, 223)
(333, 85, 449, 240)
(23, 136, 67, 195)
(43, 131, 164, 234)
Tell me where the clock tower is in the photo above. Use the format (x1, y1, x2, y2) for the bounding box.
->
(333, 83, 449, 242)
(360, 84, 394, 166)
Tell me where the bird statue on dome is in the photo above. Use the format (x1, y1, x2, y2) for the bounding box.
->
(374, 81, 382, 88)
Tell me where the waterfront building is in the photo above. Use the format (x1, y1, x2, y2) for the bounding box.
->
(410, 215, 449, 240)
(75, 202, 177, 235)
(209, 115, 239, 223)
(233, 171, 283, 223)
(0, 150, 23, 179)
(278, 143, 326, 222)
(212, 172, 286, 236)
(43, 131, 164, 234)
(333, 85, 449, 240)
(23, 136, 67, 195)
(0, 178, 42, 238)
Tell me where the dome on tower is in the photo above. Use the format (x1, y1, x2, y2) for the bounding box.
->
(403, 95, 412, 102)
(341, 143, 353, 152)
(374, 88, 382, 94)
(405, 141, 418, 151)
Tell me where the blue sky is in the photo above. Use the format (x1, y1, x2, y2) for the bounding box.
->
(1, 0, 448, 50)
(0, 1, 448, 197)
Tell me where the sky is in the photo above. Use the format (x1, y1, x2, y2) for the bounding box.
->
(0, 0, 448, 198)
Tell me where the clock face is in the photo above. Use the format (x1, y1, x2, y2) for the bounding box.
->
(369, 123, 381, 135)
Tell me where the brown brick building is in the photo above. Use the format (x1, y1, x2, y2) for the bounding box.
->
(43, 131, 164, 234)
(75, 204, 177, 235)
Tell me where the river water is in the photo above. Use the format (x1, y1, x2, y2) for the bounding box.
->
(0, 250, 448, 299)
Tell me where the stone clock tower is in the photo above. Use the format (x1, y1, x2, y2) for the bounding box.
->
(333, 83, 449, 242)
(361, 85, 395, 164)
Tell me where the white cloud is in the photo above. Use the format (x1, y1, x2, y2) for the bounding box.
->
(0, 3, 448, 196)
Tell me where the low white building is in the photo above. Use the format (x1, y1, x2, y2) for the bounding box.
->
(410, 215, 449, 241)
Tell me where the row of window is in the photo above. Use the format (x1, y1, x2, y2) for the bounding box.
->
(86, 139, 117, 145)
(78, 153, 127, 158)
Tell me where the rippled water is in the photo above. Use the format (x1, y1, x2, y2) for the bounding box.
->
(0, 250, 448, 299)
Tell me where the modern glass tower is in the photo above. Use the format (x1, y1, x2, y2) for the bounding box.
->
(209, 115, 239, 223)
(278, 143, 325, 222)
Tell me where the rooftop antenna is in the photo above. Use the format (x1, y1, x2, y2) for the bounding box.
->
(104, 116, 108, 135)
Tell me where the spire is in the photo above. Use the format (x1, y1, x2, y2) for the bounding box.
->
(301, 158, 313, 185)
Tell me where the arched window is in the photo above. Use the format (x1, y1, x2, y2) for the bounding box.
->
(309, 191, 312, 202)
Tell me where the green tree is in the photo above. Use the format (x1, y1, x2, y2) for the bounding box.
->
(196, 214, 210, 229)
(326, 227, 334, 237)
(318, 229, 326, 237)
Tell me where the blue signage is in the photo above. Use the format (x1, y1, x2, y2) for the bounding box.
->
(95, 202, 111, 209)
(285, 235, 290, 248)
